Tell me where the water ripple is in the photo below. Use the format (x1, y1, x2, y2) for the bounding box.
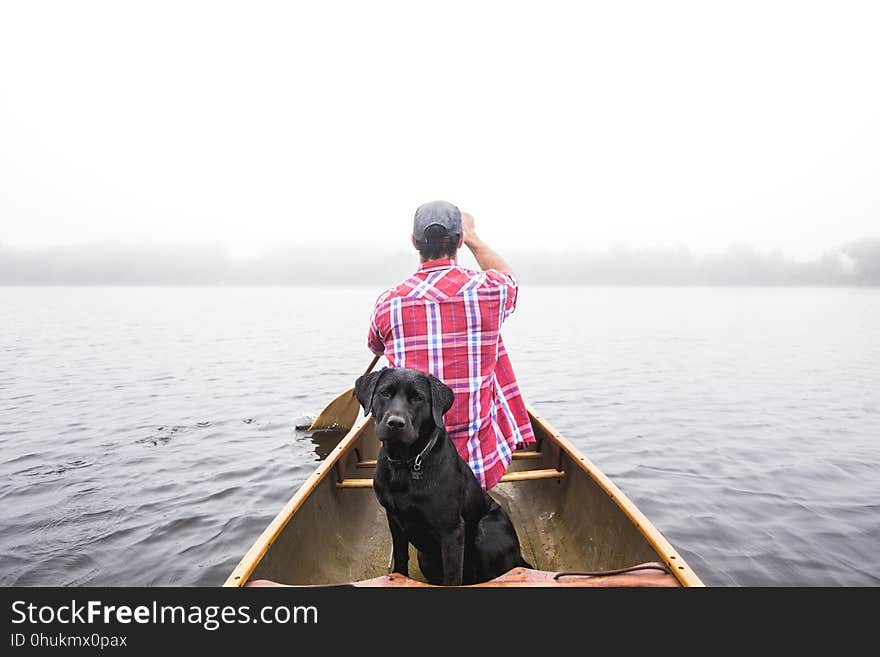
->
(1, 285, 878, 586)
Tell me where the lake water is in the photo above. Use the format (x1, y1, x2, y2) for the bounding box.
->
(1, 285, 878, 586)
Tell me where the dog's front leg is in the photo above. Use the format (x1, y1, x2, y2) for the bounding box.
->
(387, 512, 410, 577)
(440, 518, 465, 585)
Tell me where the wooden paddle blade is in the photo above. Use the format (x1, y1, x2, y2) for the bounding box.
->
(306, 387, 360, 432)
(305, 355, 381, 433)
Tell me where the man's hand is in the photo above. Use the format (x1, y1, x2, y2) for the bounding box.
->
(459, 211, 513, 275)
(461, 212, 477, 248)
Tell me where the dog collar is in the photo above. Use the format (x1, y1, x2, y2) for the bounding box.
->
(385, 428, 440, 480)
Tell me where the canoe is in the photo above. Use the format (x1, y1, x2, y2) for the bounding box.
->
(224, 407, 703, 587)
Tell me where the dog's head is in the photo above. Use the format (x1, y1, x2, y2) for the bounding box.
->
(355, 367, 455, 445)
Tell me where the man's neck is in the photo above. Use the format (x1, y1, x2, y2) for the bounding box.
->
(418, 256, 457, 269)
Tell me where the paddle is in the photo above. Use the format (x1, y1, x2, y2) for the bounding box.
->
(306, 354, 382, 433)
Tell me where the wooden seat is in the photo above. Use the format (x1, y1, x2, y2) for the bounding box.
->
(245, 563, 678, 588)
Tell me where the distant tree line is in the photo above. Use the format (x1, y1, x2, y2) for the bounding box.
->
(0, 237, 878, 285)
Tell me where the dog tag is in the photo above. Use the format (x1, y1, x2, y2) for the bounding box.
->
(411, 463, 422, 480)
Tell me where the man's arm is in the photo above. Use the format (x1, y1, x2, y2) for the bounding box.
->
(367, 300, 386, 355)
(367, 324, 385, 356)
(461, 212, 514, 275)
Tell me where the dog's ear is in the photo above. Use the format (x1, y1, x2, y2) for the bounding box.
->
(427, 373, 455, 430)
(355, 368, 387, 417)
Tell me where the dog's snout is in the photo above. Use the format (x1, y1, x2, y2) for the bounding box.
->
(385, 415, 406, 430)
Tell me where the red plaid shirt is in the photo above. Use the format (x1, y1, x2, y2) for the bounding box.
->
(367, 258, 536, 489)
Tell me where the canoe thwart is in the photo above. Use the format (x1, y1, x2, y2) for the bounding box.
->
(498, 469, 564, 482)
(357, 450, 541, 469)
(337, 468, 565, 488)
(336, 478, 375, 489)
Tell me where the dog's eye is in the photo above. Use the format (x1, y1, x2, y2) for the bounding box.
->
(379, 389, 392, 398)
(411, 393, 425, 403)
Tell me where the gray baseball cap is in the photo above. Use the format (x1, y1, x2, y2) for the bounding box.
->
(413, 200, 462, 242)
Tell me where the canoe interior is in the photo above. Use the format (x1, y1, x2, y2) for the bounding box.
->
(238, 412, 695, 586)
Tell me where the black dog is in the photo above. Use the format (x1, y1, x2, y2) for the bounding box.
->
(355, 366, 530, 585)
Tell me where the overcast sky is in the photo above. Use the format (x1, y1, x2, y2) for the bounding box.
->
(1, 1, 878, 259)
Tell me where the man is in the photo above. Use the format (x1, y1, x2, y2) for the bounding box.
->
(367, 200, 536, 489)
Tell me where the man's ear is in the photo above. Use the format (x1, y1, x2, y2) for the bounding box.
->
(355, 368, 387, 417)
(427, 374, 455, 430)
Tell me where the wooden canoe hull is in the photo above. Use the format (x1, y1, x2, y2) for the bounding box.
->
(224, 407, 703, 587)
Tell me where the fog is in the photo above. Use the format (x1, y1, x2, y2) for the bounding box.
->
(2, 237, 877, 285)
(2, 2, 880, 261)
